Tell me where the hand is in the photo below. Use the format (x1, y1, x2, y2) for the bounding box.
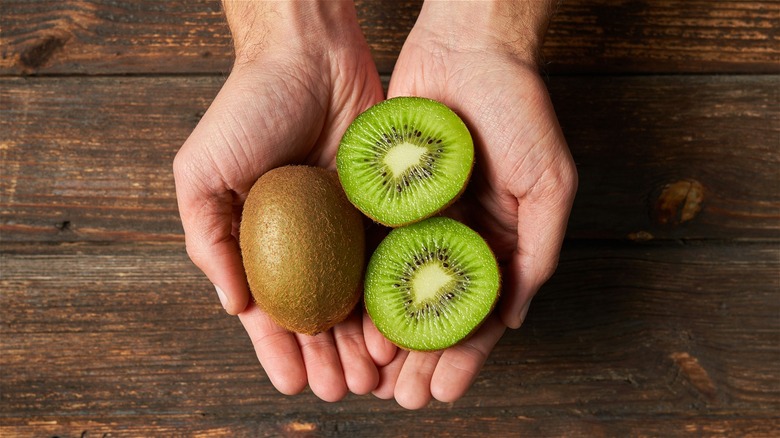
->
(173, 1, 387, 401)
(367, 0, 578, 409)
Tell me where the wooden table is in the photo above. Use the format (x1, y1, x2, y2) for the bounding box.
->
(2, 1, 778, 436)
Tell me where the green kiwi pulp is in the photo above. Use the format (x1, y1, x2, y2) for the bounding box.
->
(337, 97, 474, 227)
(364, 217, 500, 351)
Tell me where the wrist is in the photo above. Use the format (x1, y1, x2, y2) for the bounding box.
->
(222, 0, 361, 64)
(414, 0, 558, 66)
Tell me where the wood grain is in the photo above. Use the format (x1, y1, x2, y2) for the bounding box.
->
(2, 241, 778, 435)
(1, 75, 777, 242)
(0, 0, 234, 75)
(1, 0, 778, 75)
(2, 1, 778, 435)
(544, 0, 780, 74)
(553, 74, 780, 240)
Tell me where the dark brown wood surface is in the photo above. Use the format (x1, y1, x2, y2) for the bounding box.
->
(1, 0, 778, 75)
(2, 242, 779, 436)
(1, 0, 779, 436)
(2, 75, 777, 242)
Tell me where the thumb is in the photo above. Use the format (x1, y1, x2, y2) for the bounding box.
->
(501, 163, 577, 329)
(173, 153, 250, 315)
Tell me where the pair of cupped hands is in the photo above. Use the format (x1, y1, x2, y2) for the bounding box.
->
(173, 1, 577, 409)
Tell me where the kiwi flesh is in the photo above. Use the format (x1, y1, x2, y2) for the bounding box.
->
(337, 97, 474, 227)
(239, 165, 365, 335)
(364, 216, 500, 351)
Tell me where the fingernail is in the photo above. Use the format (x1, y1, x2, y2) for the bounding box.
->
(214, 284, 229, 310)
(518, 301, 532, 325)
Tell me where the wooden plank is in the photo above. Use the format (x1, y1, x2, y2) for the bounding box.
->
(1, 0, 778, 76)
(0, 0, 234, 75)
(0, 76, 193, 242)
(1, 415, 779, 437)
(1, 241, 778, 435)
(545, 0, 780, 74)
(1, 75, 777, 242)
(554, 74, 780, 240)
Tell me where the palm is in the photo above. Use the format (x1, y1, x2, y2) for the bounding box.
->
(175, 42, 385, 401)
(369, 36, 577, 408)
(389, 41, 576, 322)
(213, 54, 383, 184)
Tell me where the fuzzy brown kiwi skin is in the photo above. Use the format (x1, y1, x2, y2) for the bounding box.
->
(239, 165, 365, 336)
(369, 226, 501, 352)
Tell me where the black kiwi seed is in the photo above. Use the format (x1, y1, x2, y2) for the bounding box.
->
(370, 124, 443, 197)
(337, 97, 475, 227)
(392, 246, 474, 321)
(364, 217, 500, 351)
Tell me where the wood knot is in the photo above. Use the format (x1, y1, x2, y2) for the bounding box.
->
(55, 220, 72, 232)
(670, 352, 717, 401)
(20, 36, 67, 69)
(652, 179, 704, 226)
(284, 421, 317, 432)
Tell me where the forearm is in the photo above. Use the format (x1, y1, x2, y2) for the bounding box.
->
(221, 0, 361, 63)
(416, 0, 559, 65)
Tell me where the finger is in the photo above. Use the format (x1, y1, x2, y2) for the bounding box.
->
(430, 314, 506, 403)
(173, 143, 250, 315)
(363, 311, 397, 367)
(238, 302, 307, 395)
(295, 331, 348, 402)
(503, 154, 577, 329)
(394, 350, 443, 410)
(333, 311, 379, 395)
(500, 253, 540, 329)
(372, 349, 409, 400)
(183, 213, 250, 315)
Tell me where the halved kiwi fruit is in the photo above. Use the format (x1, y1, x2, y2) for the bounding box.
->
(337, 97, 474, 227)
(364, 216, 500, 351)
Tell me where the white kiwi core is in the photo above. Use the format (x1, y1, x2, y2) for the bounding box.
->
(383, 142, 428, 177)
(411, 263, 455, 305)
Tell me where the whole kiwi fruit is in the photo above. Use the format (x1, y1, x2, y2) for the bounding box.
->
(239, 165, 365, 335)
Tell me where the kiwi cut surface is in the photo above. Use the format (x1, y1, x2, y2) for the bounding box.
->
(239, 165, 365, 335)
(364, 217, 500, 351)
(337, 97, 474, 227)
